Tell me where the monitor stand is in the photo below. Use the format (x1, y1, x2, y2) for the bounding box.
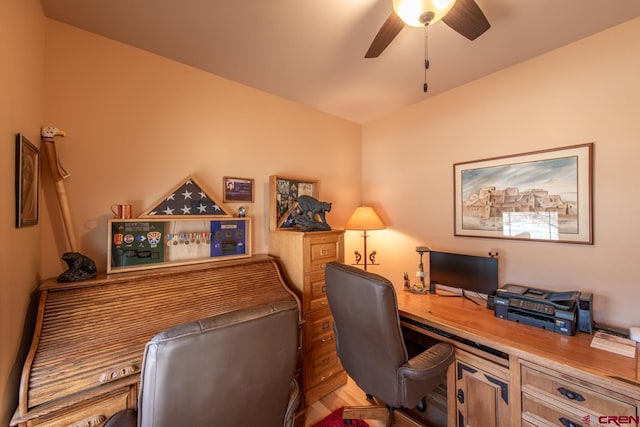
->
(434, 286, 480, 306)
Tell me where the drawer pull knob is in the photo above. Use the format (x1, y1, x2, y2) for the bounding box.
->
(322, 321, 330, 330)
(321, 285, 326, 293)
(320, 301, 328, 306)
(99, 365, 137, 383)
(558, 417, 582, 427)
(320, 371, 334, 381)
(321, 336, 333, 343)
(320, 249, 329, 256)
(67, 414, 106, 427)
(557, 387, 585, 402)
(456, 389, 464, 404)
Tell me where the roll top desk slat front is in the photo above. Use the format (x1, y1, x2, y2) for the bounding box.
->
(11, 255, 302, 427)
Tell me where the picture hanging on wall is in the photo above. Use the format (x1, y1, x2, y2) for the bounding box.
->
(454, 143, 593, 244)
(15, 133, 39, 228)
(223, 176, 254, 203)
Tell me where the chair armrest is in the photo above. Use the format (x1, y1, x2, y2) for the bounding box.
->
(402, 342, 454, 378)
(397, 343, 454, 407)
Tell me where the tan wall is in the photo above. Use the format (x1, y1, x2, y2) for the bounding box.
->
(42, 20, 362, 277)
(360, 17, 640, 328)
(0, 1, 45, 424)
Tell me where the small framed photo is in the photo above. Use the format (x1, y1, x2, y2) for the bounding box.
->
(15, 133, 40, 227)
(223, 176, 254, 203)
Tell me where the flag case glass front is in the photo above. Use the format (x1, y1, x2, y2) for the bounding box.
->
(108, 217, 251, 273)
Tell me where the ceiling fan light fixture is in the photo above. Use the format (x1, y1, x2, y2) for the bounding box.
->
(393, 0, 457, 27)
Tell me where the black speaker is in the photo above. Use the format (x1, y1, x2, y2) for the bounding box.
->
(577, 292, 594, 334)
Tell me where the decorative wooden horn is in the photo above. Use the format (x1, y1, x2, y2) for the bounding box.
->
(40, 126, 78, 252)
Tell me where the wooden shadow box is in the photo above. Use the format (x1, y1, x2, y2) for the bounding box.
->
(107, 217, 251, 273)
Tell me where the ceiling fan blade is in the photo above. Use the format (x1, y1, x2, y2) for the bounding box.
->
(365, 12, 405, 58)
(442, 0, 490, 40)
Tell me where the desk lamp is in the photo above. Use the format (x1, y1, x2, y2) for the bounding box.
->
(346, 206, 386, 271)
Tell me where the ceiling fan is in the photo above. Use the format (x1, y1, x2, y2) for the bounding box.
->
(365, 0, 491, 58)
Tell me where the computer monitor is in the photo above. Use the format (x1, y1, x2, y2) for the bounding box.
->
(429, 251, 498, 296)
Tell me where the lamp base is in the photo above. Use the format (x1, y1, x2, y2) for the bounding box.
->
(352, 249, 381, 271)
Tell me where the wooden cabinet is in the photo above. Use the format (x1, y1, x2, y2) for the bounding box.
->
(521, 361, 638, 427)
(269, 229, 347, 405)
(398, 292, 640, 427)
(455, 350, 510, 427)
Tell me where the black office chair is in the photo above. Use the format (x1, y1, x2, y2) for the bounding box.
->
(104, 301, 300, 427)
(325, 262, 454, 427)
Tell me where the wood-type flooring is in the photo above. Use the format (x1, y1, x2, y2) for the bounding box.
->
(304, 377, 447, 427)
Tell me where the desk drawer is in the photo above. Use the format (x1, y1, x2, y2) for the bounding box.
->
(521, 392, 639, 427)
(523, 393, 590, 427)
(305, 309, 335, 353)
(28, 387, 134, 427)
(304, 271, 329, 313)
(305, 235, 340, 273)
(303, 346, 343, 390)
(521, 365, 636, 416)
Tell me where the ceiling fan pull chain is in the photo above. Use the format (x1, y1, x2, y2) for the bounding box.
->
(423, 24, 429, 93)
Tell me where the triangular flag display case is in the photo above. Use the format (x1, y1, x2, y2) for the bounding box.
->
(108, 176, 250, 273)
(138, 175, 231, 218)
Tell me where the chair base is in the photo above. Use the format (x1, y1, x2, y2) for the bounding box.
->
(342, 404, 393, 427)
(341, 398, 428, 427)
(394, 409, 430, 427)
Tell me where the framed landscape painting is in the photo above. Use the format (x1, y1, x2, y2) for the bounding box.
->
(454, 143, 593, 244)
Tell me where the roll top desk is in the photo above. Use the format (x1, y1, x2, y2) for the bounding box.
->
(10, 255, 302, 427)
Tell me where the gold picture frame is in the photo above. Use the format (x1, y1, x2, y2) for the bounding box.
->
(223, 176, 254, 203)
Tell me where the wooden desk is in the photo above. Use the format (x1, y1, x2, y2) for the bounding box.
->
(396, 291, 640, 427)
(10, 255, 304, 427)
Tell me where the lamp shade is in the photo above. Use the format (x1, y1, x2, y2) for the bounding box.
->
(392, 0, 456, 27)
(345, 206, 386, 231)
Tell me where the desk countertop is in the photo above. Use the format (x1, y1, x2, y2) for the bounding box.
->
(396, 291, 639, 395)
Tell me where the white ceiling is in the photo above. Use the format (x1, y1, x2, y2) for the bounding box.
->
(40, 0, 640, 124)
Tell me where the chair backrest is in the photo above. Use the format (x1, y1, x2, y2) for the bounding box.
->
(325, 262, 408, 406)
(137, 300, 299, 427)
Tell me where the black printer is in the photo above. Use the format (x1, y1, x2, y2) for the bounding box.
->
(493, 284, 579, 335)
